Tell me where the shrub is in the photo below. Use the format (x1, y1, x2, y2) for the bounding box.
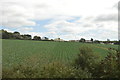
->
(3, 61, 91, 78)
(3, 64, 38, 78)
(74, 46, 120, 78)
(93, 49, 120, 78)
(74, 46, 99, 72)
(39, 62, 91, 78)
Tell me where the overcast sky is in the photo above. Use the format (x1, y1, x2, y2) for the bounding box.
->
(0, 0, 119, 41)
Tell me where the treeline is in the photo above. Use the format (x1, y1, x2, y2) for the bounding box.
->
(0, 29, 119, 44)
(0, 29, 52, 41)
(101, 41, 120, 45)
(79, 38, 119, 45)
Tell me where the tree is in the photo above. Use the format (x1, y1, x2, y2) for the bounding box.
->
(13, 31, 21, 39)
(21, 34, 32, 40)
(42, 37, 49, 41)
(33, 36, 41, 40)
(107, 39, 110, 42)
(50, 39, 54, 41)
(75, 46, 98, 70)
(91, 38, 93, 42)
(13, 31, 20, 35)
(79, 38, 85, 42)
(1, 29, 13, 39)
(105, 39, 110, 44)
(58, 38, 60, 40)
(0, 29, 33, 40)
(94, 40, 100, 43)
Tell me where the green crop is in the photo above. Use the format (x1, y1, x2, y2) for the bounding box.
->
(2, 39, 118, 68)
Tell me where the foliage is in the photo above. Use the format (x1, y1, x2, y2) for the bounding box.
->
(94, 40, 100, 43)
(91, 38, 93, 42)
(74, 46, 99, 70)
(2, 62, 91, 78)
(21, 34, 32, 40)
(0, 29, 32, 40)
(40, 62, 91, 78)
(74, 46, 120, 78)
(79, 38, 85, 42)
(3, 65, 38, 78)
(33, 36, 41, 40)
(93, 49, 120, 78)
(0, 29, 13, 39)
(42, 37, 49, 41)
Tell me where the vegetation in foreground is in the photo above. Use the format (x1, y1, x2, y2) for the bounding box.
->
(74, 46, 120, 78)
(2, 44, 120, 78)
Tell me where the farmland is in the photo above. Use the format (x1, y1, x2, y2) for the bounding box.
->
(2, 39, 118, 68)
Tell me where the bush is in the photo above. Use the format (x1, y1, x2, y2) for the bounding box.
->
(39, 62, 91, 78)
(3, 61, 91, 78)
(74, 46, 98, 71)
(74, 46, 120, 78)
(3, 64, 38, 78)
(93, 49, 120, 78)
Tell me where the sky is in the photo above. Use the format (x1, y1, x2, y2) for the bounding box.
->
(0, 0, 119, 41)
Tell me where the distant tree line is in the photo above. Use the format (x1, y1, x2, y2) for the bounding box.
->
(0, 29, 50, 41)
(79, 38, 100, 43)
(79, 38, 119, 45)
(0, 29, 119, 44)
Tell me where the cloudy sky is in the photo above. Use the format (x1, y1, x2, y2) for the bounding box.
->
(0, 0, 119, 41)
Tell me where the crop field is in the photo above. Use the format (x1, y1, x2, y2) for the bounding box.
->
(2, 39, 118, 68)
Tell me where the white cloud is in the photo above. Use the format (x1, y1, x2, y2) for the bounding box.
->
(94, 14, 117, 22)
(0, 0, 119, 40)
(16, 27, 33, 32)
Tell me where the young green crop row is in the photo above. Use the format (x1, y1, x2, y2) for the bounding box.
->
(2, 39, 118, 68)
